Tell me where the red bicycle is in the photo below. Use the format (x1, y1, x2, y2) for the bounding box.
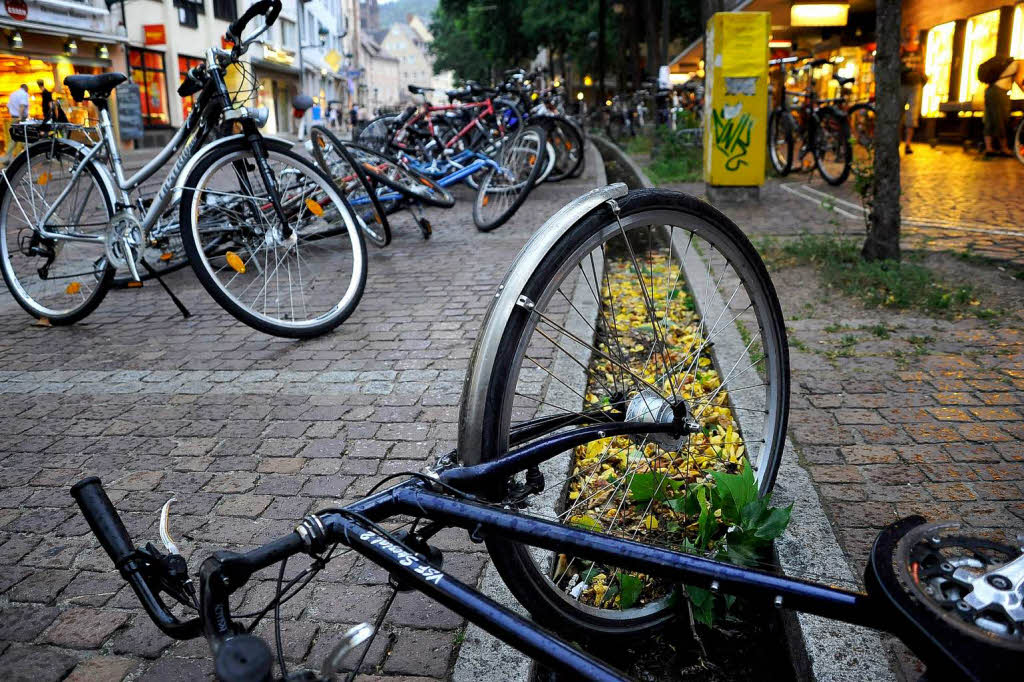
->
(359, 83, 524, 160)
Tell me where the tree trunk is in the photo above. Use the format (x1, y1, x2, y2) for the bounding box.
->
(863, 0, 902, 261)
(645, 0, 659, 78)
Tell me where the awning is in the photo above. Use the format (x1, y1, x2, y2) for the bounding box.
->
(37, 0, 109, 16)
(0, 18, 122, 44)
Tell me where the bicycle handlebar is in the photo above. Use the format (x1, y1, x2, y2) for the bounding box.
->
(71, 477, 135, 569)
(227, 0, 281, 44)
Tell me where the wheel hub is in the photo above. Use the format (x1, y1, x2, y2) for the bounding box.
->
(623, 390, 695, 450)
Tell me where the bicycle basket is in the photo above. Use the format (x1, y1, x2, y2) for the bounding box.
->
(224, 61, 260, 109)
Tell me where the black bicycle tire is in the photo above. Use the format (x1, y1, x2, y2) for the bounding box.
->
(342, 142, 455, 209)
(847, 103, 876, 149)
(814, 107, 852, 186)
(545, 117, 585, 183)
(0, 140, 115, 324)
(471, 189, 790, 640)
(472, 124, 548, 232)
(310, 125, 392, 248)
(1014, 118, 1023, 166)
(767, 108, 794, 176)
(178, 138, 367, 339)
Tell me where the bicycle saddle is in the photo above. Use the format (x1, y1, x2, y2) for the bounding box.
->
(834, 75, 855, 87)
(408, 84, 435, 95)
(865, 516, 1024, 682)
(64, 73, 127, 101)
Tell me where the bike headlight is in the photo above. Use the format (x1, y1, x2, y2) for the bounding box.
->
(250, 106, 269, 128)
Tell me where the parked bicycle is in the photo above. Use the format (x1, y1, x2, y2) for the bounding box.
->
(0, 0, 366, 338)
(768, 56, 852, 185)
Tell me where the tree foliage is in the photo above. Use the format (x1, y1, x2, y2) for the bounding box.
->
(430, 0, 702, 84)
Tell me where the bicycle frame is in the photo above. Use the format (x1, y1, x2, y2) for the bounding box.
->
(109, 411, 890, 681)
(396, 98, 500, 152)
(23, 49, 268, 249)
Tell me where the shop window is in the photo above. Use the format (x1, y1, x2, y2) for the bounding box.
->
(178, 55, 204, 121)
(213, 0, 237, 22)
(1012, 5, 1023, 99)
(959, 9, 1001, 104)
(130, 49, 170, 127)
(922, 21, 955, 117)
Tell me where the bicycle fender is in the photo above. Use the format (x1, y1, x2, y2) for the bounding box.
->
(172, 134, 296, 202)
(457, 182, 628, 465)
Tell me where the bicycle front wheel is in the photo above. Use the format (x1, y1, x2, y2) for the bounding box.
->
(473, 125, 547, 232)
(178, 139, 367, 338)
(1014, 118, 1023, 165)
(0, 141, 114, 323)
(814, 107, 852, 186)
(310, 125, 392, 248)
(459, 189, 789, 639)
(767, 109, 794, 176)
(343, 143, 455, 208)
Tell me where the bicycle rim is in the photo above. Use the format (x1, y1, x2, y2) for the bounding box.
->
(473, 126, 546, 232)
(181, 145, 366, 337)
(310, 127, 391, 248)
(343, 143, 455, 208)
(0, 143, 113, 322)
(815, 112, 851, 185)
(464, 190, 789, 637)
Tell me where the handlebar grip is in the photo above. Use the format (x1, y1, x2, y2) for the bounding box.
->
(227, 0, 280, 42)
(71, 477, 135, 569)
(177, 67, 205, 97)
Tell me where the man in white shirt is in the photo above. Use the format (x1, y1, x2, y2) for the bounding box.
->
(3, 84, 31, 166)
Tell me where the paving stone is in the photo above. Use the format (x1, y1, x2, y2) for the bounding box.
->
(65, 655, 139, 682)
(42, 608, 129, 649)
(0, 644, 78, 682)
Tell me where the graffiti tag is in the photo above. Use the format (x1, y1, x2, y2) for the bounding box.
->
(712, 104, 754, 171)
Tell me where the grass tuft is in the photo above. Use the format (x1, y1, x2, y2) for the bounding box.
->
(758, 233, 989, 317)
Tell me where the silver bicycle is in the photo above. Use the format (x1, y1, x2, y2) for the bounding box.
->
(0, 0, 366, 338)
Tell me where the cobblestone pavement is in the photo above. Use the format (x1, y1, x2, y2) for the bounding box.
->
(669, 144, 1024, 267)
(0, 147, 604, 680)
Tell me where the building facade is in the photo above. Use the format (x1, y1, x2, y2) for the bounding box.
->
(380, 14, 454, 103)
(360, 35, 399, 114)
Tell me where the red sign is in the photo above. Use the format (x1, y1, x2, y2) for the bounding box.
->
(143, 24, 166, 46)
(5, 0, 28, 21)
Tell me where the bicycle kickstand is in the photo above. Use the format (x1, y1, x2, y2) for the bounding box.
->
(139, 259, 192, 319)
(404, 204, 432, 240)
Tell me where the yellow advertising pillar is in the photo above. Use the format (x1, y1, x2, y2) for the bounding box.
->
(703, 12, 769, 200)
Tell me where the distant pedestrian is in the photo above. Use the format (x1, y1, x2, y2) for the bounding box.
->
(328, 105, 339, 130)
(349, 104, 359, 130)
(36, 79, 52, 121)
(900, 24, 927, 155)
(3, 84, 30, 166)
(980, 57, 1023, 157)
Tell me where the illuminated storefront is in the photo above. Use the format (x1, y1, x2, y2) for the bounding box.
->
(958, 9, 1002, 106)
(921, 22, 955, 117)
(178, 55, 204, 120)
(128, 49, 170, 128)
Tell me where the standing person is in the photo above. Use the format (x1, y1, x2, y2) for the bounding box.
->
(36, 79, 52, 121)
(3, 84, 31, 166)
(349, 104, 358, 133)
(328, 105, 339, 130)
(899, 24, 927, 155)
(982, 58, 1023, 157)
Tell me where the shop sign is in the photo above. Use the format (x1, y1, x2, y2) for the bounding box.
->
(116, 82, 144, 141)
(143, 24, 166, 46)
(5, 0, 28, 21)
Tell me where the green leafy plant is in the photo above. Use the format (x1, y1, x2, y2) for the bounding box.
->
(625, 465, 792, 626)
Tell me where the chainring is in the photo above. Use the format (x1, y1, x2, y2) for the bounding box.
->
(105, 211, 144, 270)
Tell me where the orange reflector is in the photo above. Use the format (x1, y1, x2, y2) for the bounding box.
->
(482, 196, 489, 207)
(65, 281, 81, 295)
(317, 137, 326, 148)
(565, 141, 573, 150)
(305, 198, 324, 216)
(529, 155, 536, 164)
(225, 251, 246, 274)
(419, 178, 433, 187)
(126, 281, 143, 288)
(160, 252, 174, 261)
(37, 172, 49, 185)
(374, 212, 382, 224)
